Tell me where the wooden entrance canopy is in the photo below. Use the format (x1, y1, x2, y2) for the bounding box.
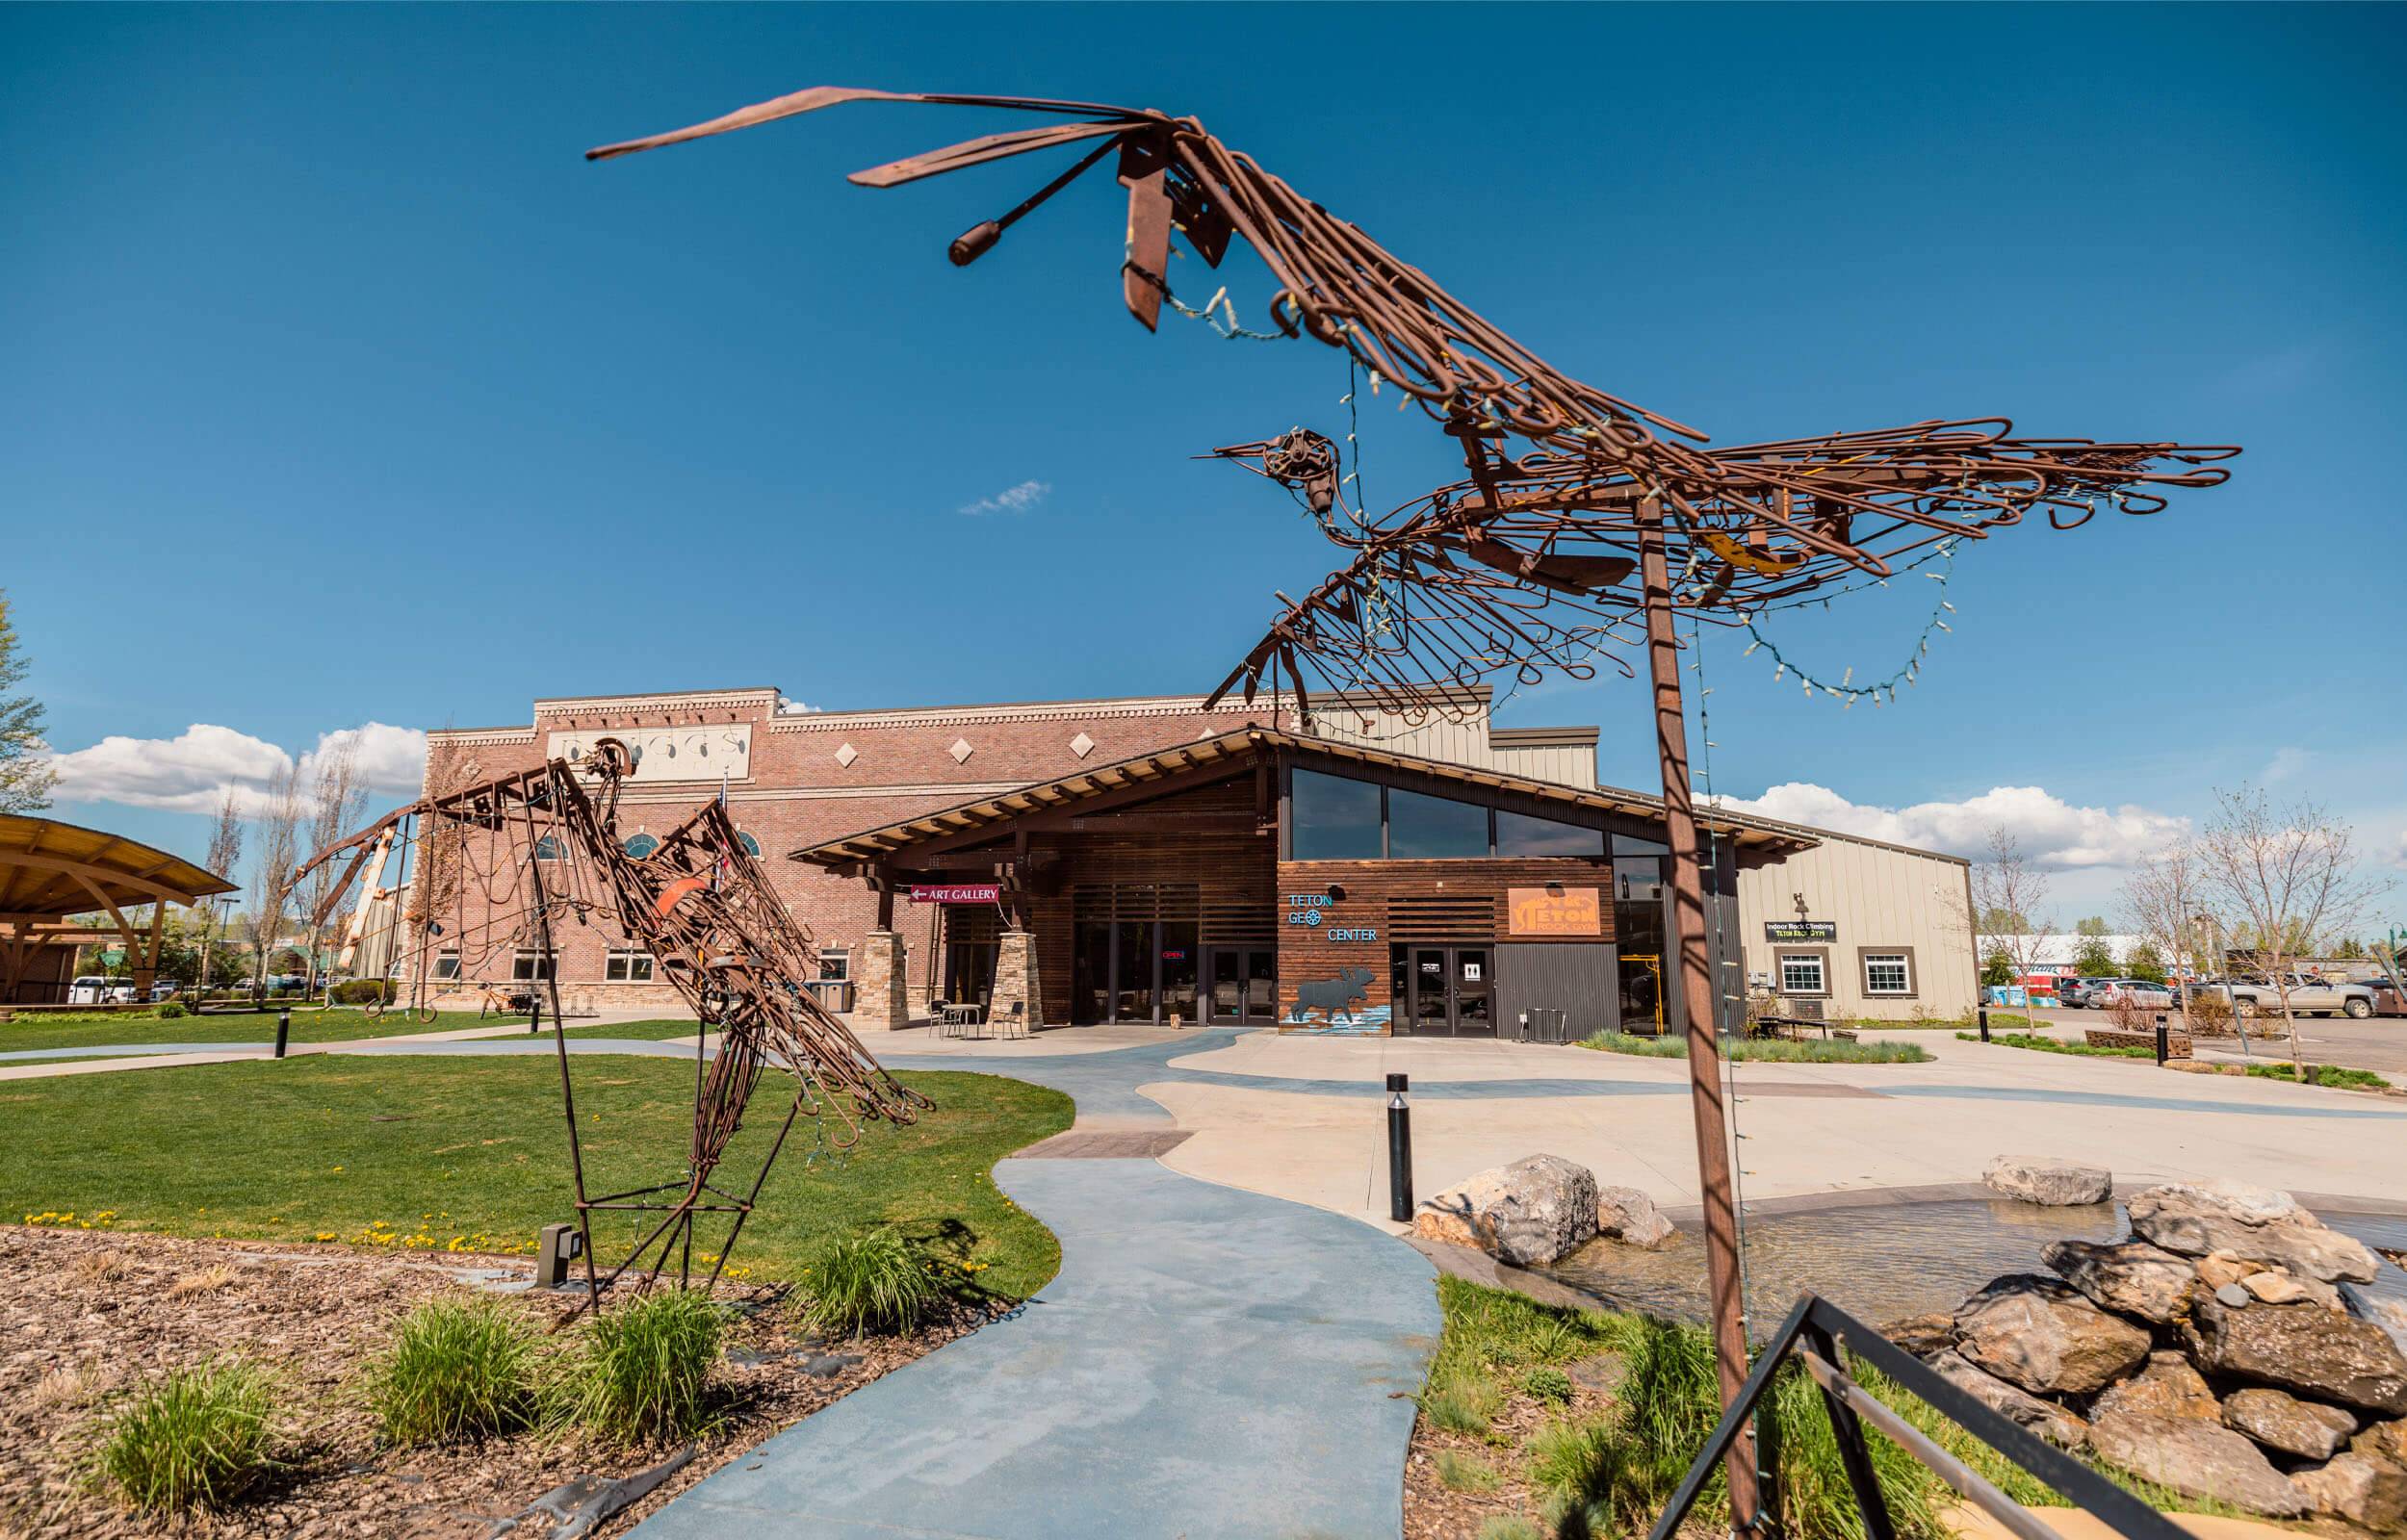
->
(789, 726, 1819, 878)
(0, 812, 238, 1003)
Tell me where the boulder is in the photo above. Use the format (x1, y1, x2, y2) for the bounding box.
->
(2291, 1452, 2407, 1529)
(1981, 1156, 2112, 1207)
(1881, 1311, 1960, 1359)
(1954, 1274, 2151, 1396)
(2221, 1387, 2357, 1461)
(2093, 1350, 2219, 1424)
(2195, 1250, 2254, 1290)
(1924, 1349, 2089, 1449)
(2042, 1239, 2195, 1323)
(2357, 1418, 2407, 1466)
(1593, 1186, 1675, 1250)
(2126, 1181, 2380, 1283)
(1412, 1154, 1599, 1267)
(2184, 1294, 2407, 1416)
(2087, 1410, 2309, 1516)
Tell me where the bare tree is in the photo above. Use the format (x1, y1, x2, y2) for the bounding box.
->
(2120, 840, 2213, 1030)
(190, 788, 246, 1000)
(1970, 829, 2057, 1018)
(299, 735, 368, 999)
(2193, 785, 2394, 1078)
(247, 759, 304, 999)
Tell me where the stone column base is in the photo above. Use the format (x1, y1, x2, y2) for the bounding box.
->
(990, 928, 1041, 1031)
(855, 930, 912, 1031)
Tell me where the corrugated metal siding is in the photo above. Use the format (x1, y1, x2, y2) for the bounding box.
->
(1735, 838, 1975, 1021)
(1312, 713, 1594, 791)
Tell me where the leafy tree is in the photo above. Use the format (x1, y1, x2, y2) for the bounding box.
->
(2333, 937, 2368, 961)
(1980, 945, 2014, 988)
(0, 589, 55, 812)
(2071, 936, 2117, 977)
(2124, 940, 2168, 984)
(2073, 915, 2110, 937)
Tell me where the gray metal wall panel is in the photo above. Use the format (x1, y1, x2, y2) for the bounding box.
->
(1495, 943, 1618, 1041)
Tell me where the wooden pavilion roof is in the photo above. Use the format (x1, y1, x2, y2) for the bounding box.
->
(0, 812, 238, 919)
(789, 726, 1816, 871)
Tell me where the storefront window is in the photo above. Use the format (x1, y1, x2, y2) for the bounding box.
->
(1386, 787, 1488, 859)
(1496, 808, 1603, 858)
(1778, 953, 1826, 996)
(1291, 769, 1383, 860)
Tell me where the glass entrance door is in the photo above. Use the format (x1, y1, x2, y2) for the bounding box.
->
(1204, 946, 1279, 1025)
(1398, 944, 1499, 1037)
(1618, 952, 1666, 1035)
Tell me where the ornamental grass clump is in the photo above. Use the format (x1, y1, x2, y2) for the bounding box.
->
(366, 1297, 538, 1445)
(556, 1289, 724, 1446)
(91, 1360, 281, 1514)
(792, 1227, 939, 1338)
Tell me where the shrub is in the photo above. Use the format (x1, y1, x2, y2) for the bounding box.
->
(1521, 1364, 1574, 1406)
(155, 1000, 189, 1019)
(91, 1361, 280, 1513)
(366, 1298, 537, 1445)
(1420, 1373, 1497, 1437)
(1436, 1448, 1503, 1492)
(792, 1228, 939, 1337)
(330, 979, 396, 1006)
(555, 1290, 724, 1446)
(2245, 1062, 2389, 1091)
(1958, 1030, 2149, 1060)
(1582, 1032, 1930, 1065)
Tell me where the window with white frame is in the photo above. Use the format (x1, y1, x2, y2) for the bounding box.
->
(606, 949, 655, 983)
(432, 950, 461, 981)
(1778, 952, 1827, 996)
(510, 949, 555, 982)
(817, 948, 850, 983)
(1862, 952, 1912, 996)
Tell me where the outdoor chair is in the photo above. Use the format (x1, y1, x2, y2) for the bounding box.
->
(930, 999, 958, 1038)
(997, 1000, 1027, 1040)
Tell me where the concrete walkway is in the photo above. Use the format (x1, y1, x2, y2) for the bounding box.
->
(630, 1157, 1438, 1540)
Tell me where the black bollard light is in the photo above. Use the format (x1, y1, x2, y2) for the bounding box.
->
(1978, 1005, 1990, 1043)
(2154, 1012, 2169, 1065)
(1386, 1072, 1413, 1222)
(530, 994, 543, 1036)
(274, 1007, 291, 1060)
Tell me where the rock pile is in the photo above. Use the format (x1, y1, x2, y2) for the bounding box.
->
(1411, 1154, 1675, 1266)
(1927, 1178, 2407, 1527)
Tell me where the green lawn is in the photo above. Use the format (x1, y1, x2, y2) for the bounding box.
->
(1957, 1030, 2151, 1060)
(0, 1057, 1072, 1296)
(0, 1008, 489, 1054)
(557, 1018, 707, 1040)
(1581, 1032, 1932, 1065)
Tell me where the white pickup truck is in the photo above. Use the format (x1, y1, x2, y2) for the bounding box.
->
(2195, 973, 2378, 1020)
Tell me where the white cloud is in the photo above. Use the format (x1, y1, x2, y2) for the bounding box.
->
(957, 479, 1050, 517)
(47, 722, 427, 817)
(2382, 828, 2407, 870)
(1710, 783, 2189, 870)
(2264, 746, 2311, 783)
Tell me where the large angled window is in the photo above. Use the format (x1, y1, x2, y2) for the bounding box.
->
(1495, 808, 1603, 858)
(1291, 769, 1383, 860)
(1386, 787, 1489, 859)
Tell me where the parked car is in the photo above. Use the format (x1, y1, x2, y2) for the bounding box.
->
(2193, 973, 2377, 1020)
(65, 976, 137, 1005)
(2057, 978, 2114, 1009)
(2088, 980, 2175, 1011)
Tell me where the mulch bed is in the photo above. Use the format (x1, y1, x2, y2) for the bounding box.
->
(0, 1224, 996, 1538)
(1403, 1358, 1625, 1540)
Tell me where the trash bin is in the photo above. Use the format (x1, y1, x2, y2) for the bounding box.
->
(805, 979, 855, 1014)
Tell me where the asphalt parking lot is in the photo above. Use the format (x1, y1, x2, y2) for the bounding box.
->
(2018, 1004, 2407, 1075)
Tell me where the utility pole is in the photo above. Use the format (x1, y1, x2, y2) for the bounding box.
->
(1639, 497, 1757, 1525)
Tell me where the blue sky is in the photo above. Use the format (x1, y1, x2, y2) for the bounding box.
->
(6, 4, 2403, 917)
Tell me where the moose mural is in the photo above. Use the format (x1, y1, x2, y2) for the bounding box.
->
(1288, 966, 1378, 1029)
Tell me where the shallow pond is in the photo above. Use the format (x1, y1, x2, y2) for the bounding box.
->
(1540, 1197, 2407, 1333)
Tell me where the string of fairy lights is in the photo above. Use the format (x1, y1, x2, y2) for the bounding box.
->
(1733, 540, 1961, 710)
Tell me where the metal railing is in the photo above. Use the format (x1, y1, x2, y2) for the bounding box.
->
(1647, 1294, 2187, 1540)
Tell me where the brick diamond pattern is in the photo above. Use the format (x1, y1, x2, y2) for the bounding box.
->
(949, 737, 974, 764)
(834, 742, 858, 768)
(1069, 732, 1096, 759)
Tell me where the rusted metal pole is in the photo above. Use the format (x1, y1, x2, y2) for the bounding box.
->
(1639, 496, 1759, 1526)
